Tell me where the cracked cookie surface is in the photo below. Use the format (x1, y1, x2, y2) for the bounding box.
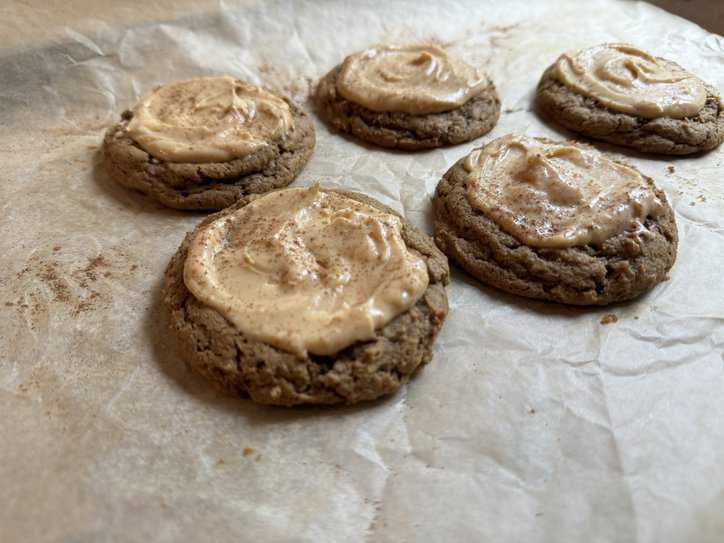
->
(163, 190, 449, 406)
(536, 66, 724, 155)
(103, 101, 315, 211)
(315, 66, 500, 150)
(432, 149, 677, 305)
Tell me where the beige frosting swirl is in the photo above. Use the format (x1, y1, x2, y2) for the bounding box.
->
(336, 44, 489, 114)
(464, 135, 664, 248)
(184, 185, 429, 357)
(126, 76, 293, 163)
(555, 43, 706, 119)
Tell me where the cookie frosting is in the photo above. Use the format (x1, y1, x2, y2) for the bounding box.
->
(555, 43, 706, 119)
(463, 135, 664, 248)
(183, 185, 429, 357)
(336, 44, 488, 114)
(127, 76, 293, 163)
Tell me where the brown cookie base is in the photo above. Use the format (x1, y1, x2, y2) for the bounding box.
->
(315, 66, 501, 150)
(536, 66, 724, 155)
(432, 143, 678, 305)
(103, 101, 315, 210)
(163, 189, 450, 406)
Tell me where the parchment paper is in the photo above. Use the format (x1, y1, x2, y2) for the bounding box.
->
(2, 1, 724, 542)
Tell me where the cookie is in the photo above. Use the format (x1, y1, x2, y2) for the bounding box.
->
(536, 43, 724, 155)
(103, 76, 315, 210)
(433, 135, 678, 305)
(163, 186, 449, 406)
(316, 44, 500, 150)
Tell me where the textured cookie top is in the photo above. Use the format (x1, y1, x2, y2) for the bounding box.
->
(336, 44, 488, 114)
(183, 185, 429, 357)
(554, 43, 706, 119)
(463, 135, 665, 248)
(126, 76, 293, 163)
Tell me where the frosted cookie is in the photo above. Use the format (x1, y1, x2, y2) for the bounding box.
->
(163, 185, 449, 406)
(316, 44, 500, 150)
(432, 135, 677, 305)
(103, 76, 315, 210)
(536, 43, 724, 155)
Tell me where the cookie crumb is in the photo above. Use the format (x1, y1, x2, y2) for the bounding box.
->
(52, 245, 61, 252)
(243, 447, 254, 457)
(667, 165, 675, 174)
(529, 408, 536, 414)
(600, 314, 618, 325)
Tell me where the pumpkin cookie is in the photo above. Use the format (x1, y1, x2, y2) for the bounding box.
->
(103, 76, 315, 210)
(316, 44, 500, 150)
(433, 135, 677, 305)
(536, 43, 723, 155)
(163, 185, 449, 406)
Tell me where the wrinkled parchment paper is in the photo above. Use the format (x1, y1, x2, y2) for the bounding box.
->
(2, 1, 724, 541)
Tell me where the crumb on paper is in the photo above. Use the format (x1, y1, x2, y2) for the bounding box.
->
(529, 408, 536, 414)
(600, 313, 618, 325)
(668, 165, 675, 174)
(243, 447, 254, 457)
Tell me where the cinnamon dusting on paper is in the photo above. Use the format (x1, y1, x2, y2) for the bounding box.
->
(9, 246, 140, 326)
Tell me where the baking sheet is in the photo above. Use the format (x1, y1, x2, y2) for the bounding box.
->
(2, 1, 724, 541)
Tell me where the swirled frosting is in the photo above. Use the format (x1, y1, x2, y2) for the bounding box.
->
(184, 185, 429, 357)
(336, 44, 488, 114)
(464, 135, 664, 248)
(555, 43, 706, 119)
(127, 76, 293, 163)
